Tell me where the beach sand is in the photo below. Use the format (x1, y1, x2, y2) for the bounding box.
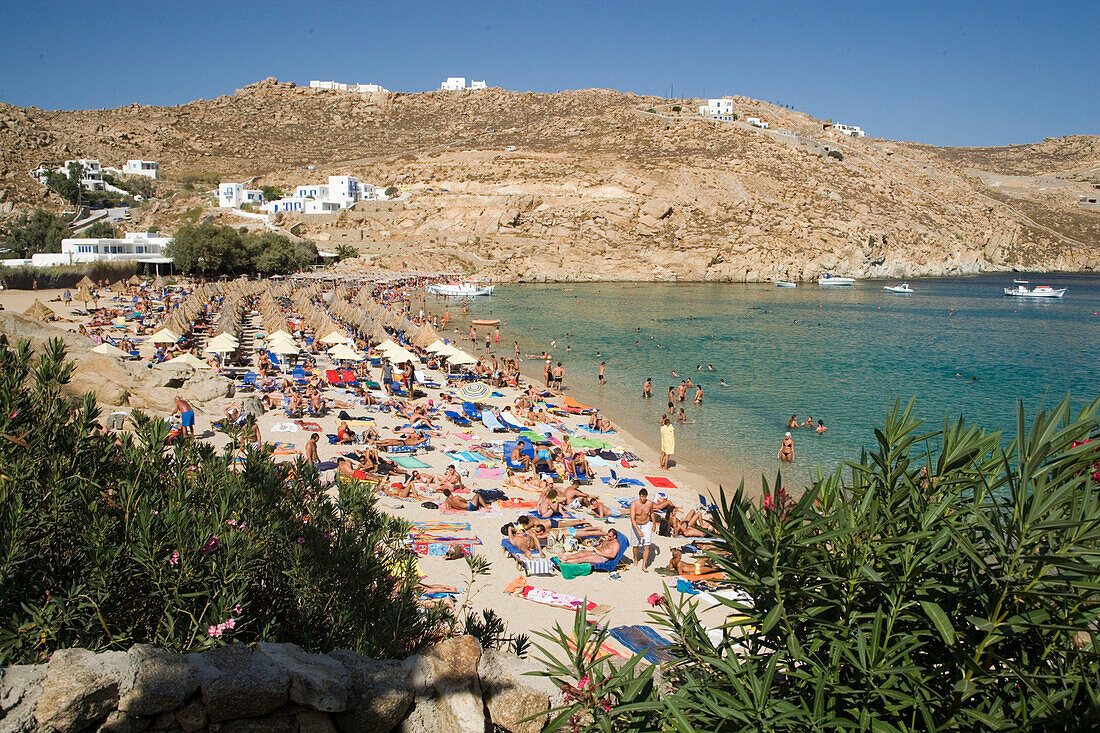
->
(0, 284, 740, 647)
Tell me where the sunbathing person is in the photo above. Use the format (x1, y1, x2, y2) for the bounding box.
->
(535, 488, 564, 518)
(442, 488, 490, 512)
(509, 443, 535, 471)
(669, 547, 720, 576)
(506, 473, 549, 494)
(384, 481, 425, 500)
(558, 482, 594, 505)
(373, 431, 430, 448)
(336, 421, 358, 444)
(559, 529, 624, 564)
(579, 495, 618, 520)
(672, 508, 713, 537)
(567, 451, 594, 480)
(501, 524, 544, 559)
(438, 465, 465, 492)
(516, 515, 605, 539)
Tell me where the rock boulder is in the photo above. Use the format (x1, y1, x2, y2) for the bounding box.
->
(34, 648, 134, 733)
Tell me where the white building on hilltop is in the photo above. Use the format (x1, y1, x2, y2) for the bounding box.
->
(262, 175, 378, 215)
(309, 80, 389, 93)
(34, 159, 107, 191)
(830, 123, 866, 137)
(123, 160, 159, 179)
(441, 77, 488, 91)
(698, 99, 734, 118)
(218, 183, 264, 208)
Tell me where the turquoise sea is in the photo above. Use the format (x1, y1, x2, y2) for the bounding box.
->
(432, 273, 1100, 489)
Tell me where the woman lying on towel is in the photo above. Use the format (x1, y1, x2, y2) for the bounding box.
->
(372, 430, 430, 448)
(335, 457, 384, 483)
(668, 547, 720, 576)
(507, 473, 552, 494)
(671, 508, 712, 537)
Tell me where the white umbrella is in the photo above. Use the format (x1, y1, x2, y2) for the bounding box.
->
(319, 331, 352, 345)
(162, 353, 211, 370)
(447, 350, 478, 366)
(265, 329, 294, 342)
(149, 328, 181, 344)
(269, 341, 301, 356)
(329, 343, 364, 362)
(206, 333, 239, 350)
(377, 340, 417, 363)
(425, 339, 450, 354)
(91, 343, 129, 358)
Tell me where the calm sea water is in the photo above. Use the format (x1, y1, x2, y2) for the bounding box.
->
(431, 274, 1100, 488)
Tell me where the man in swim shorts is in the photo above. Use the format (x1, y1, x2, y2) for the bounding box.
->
(172, 395, 195, 437)
(630, 488, 656, 571)
(442, 488, 489, 512)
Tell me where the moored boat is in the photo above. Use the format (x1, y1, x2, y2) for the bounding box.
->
(883, 283, 913, 294)
(1003, 281, 1066, 298)
(818, 274, 855, 287)
(775, 281, 797, 288)
(426, 281, 495, 296)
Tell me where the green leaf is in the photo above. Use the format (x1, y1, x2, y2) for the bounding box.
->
(920, 601, 956, 645)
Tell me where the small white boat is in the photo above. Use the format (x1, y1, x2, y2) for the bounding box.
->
(426, 281, 495, 297)
(818, 274, 855, 287)
(883, 283, 913, 294)
(775, 281, 797, 288)
(1003, 280, 1066, 298)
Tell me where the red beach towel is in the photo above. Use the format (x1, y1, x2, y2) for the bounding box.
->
(645, 476, 678, 489)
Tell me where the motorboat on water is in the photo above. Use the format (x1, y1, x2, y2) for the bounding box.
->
(775, 281, 797, 288)
(426, 281, 495, 297)
(818, 274, 855, 287)
(883, 283, 913, 294)
(1003, 280, 1066, 298)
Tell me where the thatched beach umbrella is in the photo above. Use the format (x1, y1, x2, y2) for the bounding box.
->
(412, 321, 439, 348)
(74, 286, 94, 309)
(23, 300, 56, 321)
(109, 280, 127, 293)
(162, 353, 211, 370)
(127, 275, 143, 286)
(76, 275, 96, 290)
(91, 342, 129, 358)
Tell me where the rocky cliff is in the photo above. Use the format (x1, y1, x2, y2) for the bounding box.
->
(2, 79, 1097, 280)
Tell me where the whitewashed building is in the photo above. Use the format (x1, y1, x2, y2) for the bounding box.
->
(441, 77, 488, 91)
(34, 159, 106, 190)
(309, 80, 389, 93)
(746, 117, 770, 129)
(830, 123, 866, 137)
(2, 232, 172, 268)
(262, 175, 378, 215)
(123, 160, 159, 179)
(218, 183, 264, 208)
(698, 99, 734, 117)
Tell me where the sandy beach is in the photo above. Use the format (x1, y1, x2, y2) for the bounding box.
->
(0, 281, 737, 649)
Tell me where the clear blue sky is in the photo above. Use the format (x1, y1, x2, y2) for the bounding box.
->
(0, 0, 1095, 146)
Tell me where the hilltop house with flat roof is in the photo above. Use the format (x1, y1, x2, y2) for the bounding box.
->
(123, 160, 159, 179)
(441, 77, 488, 91)
(218, 183, 264, 208)
(261, 175, 378, 215)
(309, 80, 388, 93)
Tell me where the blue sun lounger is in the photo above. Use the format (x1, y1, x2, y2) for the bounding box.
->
(503, 439, 535, 471)
(444, 410, 472, 427)
(482, 411, 507, 432)
(462, 402, 481, 421)
(591, 531, 631, 572)
(497, 411, 526, 431)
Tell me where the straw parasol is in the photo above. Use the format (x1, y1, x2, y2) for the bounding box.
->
(162, 353, 211, 370)
(74, 286, 94, 309)
(91, 343, 129, 358)
(109, 280, 127, 293)
(412, 321, 439, 348)
(76, 275, 96, 289)
(23, 299, 56, 321)
(127, 275, 143, 286)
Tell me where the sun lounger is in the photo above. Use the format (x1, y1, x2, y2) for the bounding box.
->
(503, 439, 535, 471)
(382, 439, 430, 455)
(591, 530, 631, 572)
(497, 412, 526, 431)
(444, 410, 472, 426)
(501, 539, 556, 576)
(462, 402, 481, 421)
(481, 411, 507, 432)
(602, 470, 644, 489)
(326, 369, 344, 386)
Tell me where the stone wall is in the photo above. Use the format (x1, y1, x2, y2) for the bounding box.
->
(0, 637, 558, 733)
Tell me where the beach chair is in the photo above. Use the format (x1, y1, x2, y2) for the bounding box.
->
(382, 437, 431, 455)
(444, 410, 472, 427)
(591, 531, 631, 573)
(503, 439, 535, 471)
(462, 402, 481, 421)
(497, 411, 526, 431)
(501, 539, 556, 576)
(326, 370, 344, 386)
(340, 369, 358, 385)
(481, 411, 507, 432)
(607, 469, 627, 490)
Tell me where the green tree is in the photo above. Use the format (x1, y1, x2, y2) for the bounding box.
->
(81, 221, 119, 239)
(261, 186, 285, 201)
(166, 223, 250, 276)
(536, 397, 1100, 731)
(46, 163, 84, 207)
(384, 186, 399, 198)
(0, 209, 72, 256)
(0, 339, 444, 664)
(335, 243, 359, 261)
(246, 232, 317, 275)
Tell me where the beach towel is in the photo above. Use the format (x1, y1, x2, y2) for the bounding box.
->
(565, 634, 626, 659)
(572, 437, 617, 451)
(552, 557, 593, 579)
(501, 540, 556, 576)
(513, 585, 607, 614)
(295, 421, 323, 432)
(586, 455, 611, 467)
(316, 460, 337, 471)
(411, 521, 471, 532)
(608, 625, 676, 663)
(455, 432, 478, 441)
(579, 425, 616, 434)
(392, 456, 431, 469)
(271, 422, 299, 432)
(271, 447, 301, 456)
(645, 476, 678, 489)
(499, 497, 538, 509)
(475, 467, 503, 480)
(345, 419, 375, 429)
(444, 451, 480, 463)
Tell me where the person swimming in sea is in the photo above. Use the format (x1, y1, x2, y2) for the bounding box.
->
(719, 379, 729, 386)
(787, 414, 799, 429)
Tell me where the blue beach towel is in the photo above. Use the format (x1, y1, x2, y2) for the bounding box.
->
(608, 625, 676, 663)
(603, 476, 645, 488)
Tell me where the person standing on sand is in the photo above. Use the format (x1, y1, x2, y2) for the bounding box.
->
(304, 433, 320, 466)
(494, 327, 500, 344)
(544, 359, 552, 388)
(659, 416, 675, 469)
(598, 362, 606, 385)
(171, 395, 195, 437)
(778, 432, 794, 462)
(643, 378, 652, 398)
(630, 488, 656, 572)
(443, 307, 450, 327)
(514, 341, 520, 360)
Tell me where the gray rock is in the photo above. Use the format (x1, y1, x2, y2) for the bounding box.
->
(119, 645, 199, 717)
(98, 709, 152, 732)
(35, 648, 135, 733)
(255, 643, 349, 713)
(398, 637, 484, 733)
(0, 664, 47, 733)
(174, 701, 207, 732)
(294, 709, 338, 733)
(478, 648, 559, 733)
(190, 645, 289, 723)
(328, 652, 412, 733)
(146, 709, 183, 731)
(208, 710, 294, 733)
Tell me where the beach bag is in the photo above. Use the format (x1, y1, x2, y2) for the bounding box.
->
(421, 501, 438, 509)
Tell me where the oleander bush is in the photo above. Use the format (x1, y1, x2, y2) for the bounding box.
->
(535, 398, 1100, 731)
(0, 339, 443, 665)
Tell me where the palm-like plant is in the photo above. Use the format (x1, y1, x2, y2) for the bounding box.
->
(535, 398, 1100, 731)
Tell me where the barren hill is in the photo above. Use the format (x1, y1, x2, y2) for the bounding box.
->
(1, 78, 1097, 280)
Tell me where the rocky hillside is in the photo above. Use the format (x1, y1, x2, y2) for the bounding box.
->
(1, 79, 1097, 280)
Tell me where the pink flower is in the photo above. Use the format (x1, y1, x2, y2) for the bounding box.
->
(600, 701, 612, 712)
(225, 519, 238, 527)
(222, 618, 236, 630)
(577, 675, 591, 691)
(234, 604, 242, 614)
(168, 550, 180, 566)
(297, 537, 305, 544)
(207, 625, 222, 638)
(647, 593, 665, 607)
(763, 494, 774, 511)
(200, 535, 219, 554)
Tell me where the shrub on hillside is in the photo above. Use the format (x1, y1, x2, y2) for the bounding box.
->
(0, 209, 73, 257)
(828, 149, 844, 161)
(535, 398, 1100, 731)
(0, 340, 443, 665)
